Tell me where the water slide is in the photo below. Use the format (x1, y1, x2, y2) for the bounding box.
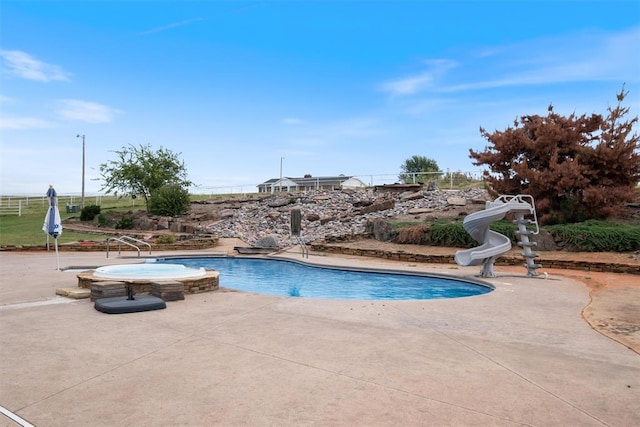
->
(454, 197, 534, 276)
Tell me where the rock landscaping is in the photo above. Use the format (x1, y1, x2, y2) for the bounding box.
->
(195, 187, 490, 248)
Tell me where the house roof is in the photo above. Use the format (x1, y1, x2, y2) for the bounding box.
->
(259, 177, 298, 185)
(258, 176, 352, 187)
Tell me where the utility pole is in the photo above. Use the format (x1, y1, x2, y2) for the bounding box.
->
(280, 156, 284, 193)
(77, 134, 86, 208)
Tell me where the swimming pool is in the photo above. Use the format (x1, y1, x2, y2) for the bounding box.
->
(153, 257, 492, 300)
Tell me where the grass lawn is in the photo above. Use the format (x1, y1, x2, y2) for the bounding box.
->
(0, 214, 110, 247)
(0, 195, 140, 247)
(0, 193, 246, 247)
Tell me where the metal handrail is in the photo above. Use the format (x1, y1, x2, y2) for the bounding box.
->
(106, 235, 152, 258)
(296, 235, 309, 259)
(119, 235, 152, 253)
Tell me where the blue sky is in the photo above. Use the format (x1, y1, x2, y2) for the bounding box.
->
(1, 0, 639, 195)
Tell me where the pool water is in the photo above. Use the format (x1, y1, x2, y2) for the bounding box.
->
(155, 257, 492, 300)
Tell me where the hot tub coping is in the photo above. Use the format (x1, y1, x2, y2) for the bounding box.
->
(77, 267, 220, 294)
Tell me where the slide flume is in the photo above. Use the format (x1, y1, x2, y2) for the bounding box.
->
(455, 199, 534, 277)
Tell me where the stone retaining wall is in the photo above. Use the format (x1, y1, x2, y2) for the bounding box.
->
(309, 243, 640, 275)
(1, 238, 218, 252)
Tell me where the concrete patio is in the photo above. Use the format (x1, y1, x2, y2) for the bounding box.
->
(0, 245, 638, 426)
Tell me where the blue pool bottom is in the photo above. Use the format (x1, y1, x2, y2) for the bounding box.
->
(154, 257, 492, 300)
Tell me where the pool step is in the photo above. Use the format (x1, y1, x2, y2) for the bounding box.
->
(56, 287, 91, 299)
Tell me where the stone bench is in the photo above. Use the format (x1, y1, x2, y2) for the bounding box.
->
(151, 281, 185, 301)
(90, 281, 127, 301)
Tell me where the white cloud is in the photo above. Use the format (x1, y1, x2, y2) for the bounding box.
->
(380, 72, 434, 95)
(452, 27, 640, 92)
(381, 26, 640, 97)
(0, 115, 54, 130)
(0, 50, 70, 82)
(56, 99, 122, 123)
(380, 59, 457, 95)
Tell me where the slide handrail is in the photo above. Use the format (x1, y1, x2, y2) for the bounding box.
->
(492, 194, 539, 234)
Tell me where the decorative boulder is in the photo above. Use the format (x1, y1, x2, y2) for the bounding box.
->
(400, 191, 424, 201)
(360, 200, 395, 214)
(267, 198, 292, 208)
(267, 211, 281, 221)
(255, 235, 279, 248)
(447, 197, 467, 206)
(365, 218, 397, 242)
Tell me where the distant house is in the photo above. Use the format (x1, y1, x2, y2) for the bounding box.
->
(257, 177, 299, 193)
(257, 175, 367, 193)
(340, 176, 367, 189)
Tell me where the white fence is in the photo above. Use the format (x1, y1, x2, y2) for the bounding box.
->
(0, 195, 104, 208)
(0, 194, 110, 217)
(190, 170, 484, 196)
(0, 200, 22, 216)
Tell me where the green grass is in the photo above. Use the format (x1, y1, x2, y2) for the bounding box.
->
(0, 195, 140, 247)
(0, 214, 110, 247)
(0, 193, 260, 247)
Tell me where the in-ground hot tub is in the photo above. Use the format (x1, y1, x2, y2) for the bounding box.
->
(77, 262, 219, 294)
(94, 263, 207, 280)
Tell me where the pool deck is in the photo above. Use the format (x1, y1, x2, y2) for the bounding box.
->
(0, 243, 639, 426)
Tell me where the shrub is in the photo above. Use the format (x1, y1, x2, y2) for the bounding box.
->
(97, 213, 108, 227)
(155, 235, 176, 244)
(421, 220, 521, 248)
(115, 216, 133, 229)
(546, 220, 640, 252)
(80, 204, 101, 221)
(149, 184, 190, 216)
(395, 224, 429, 244)
(426, 221, 475, 247)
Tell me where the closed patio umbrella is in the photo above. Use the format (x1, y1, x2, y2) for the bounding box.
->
(42, 185, 63, 270)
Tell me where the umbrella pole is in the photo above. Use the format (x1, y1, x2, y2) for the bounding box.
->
(54, 238, 59, 270)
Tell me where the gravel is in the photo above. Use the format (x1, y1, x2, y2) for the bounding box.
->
(202, 188, 488, 248)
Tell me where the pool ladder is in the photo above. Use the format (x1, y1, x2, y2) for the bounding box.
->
(296, 235, 309, 258)
(106, 235, 152, 258)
